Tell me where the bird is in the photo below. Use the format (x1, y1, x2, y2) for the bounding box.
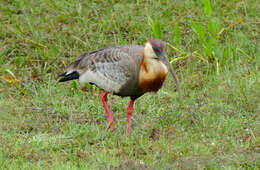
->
(58, 38, 180, 134)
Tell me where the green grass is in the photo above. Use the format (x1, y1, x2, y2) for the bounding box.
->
(0, 0, 259, 169)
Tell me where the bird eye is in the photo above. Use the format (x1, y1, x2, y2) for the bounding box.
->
(152, 47, 161, 56)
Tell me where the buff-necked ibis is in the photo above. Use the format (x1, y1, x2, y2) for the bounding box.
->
(58, 38, 180, 134)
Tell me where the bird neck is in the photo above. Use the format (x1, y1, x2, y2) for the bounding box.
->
(138, 58, 168, 92)
(141, 58, 168, 77)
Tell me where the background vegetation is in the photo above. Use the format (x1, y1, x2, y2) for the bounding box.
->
(0, 0, 259, 169)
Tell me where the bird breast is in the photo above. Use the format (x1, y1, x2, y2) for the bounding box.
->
(139, 59, 168, 92)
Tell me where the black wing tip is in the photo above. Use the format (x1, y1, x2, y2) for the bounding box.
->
(58, 77, 69, 82)
(58, 71, 80, 82)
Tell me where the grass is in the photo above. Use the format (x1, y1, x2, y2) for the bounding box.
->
(0, 0, 259, 169)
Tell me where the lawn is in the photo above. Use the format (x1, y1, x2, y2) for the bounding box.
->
(0, 0, 259, 169)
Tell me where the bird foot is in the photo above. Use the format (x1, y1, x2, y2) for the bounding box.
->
(106, 120, 116, 131)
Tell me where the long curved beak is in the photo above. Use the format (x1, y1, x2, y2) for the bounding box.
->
(163, 54, 181, 96)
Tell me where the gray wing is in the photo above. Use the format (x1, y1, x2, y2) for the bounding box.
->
(68, 46, 142, 93)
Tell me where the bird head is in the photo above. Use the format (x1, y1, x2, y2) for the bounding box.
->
(144, 38, 166, 60)
(144, 38, 180, 94)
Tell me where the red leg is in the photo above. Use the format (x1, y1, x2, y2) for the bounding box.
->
(127, 99, 135, 134)
(101, 91, 115, 130)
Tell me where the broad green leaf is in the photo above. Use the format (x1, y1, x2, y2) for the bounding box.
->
(205, 37, 214, 57)
(148, 16, 163, 39)
(174, 23, 181, 46)
(152, 20, 163, 39)
(204, 0, 212, 16)
(208, 19, 216, 35)
(211, 17, 223, 33)
(191, 21, 206, 43)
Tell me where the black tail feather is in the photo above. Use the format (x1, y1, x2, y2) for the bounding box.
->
(58, 71, 80, 82)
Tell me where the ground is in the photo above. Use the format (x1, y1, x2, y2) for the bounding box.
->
(0, 0, 259, 169)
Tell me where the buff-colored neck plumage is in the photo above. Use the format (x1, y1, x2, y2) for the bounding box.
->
(138, 42, 168, 92)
